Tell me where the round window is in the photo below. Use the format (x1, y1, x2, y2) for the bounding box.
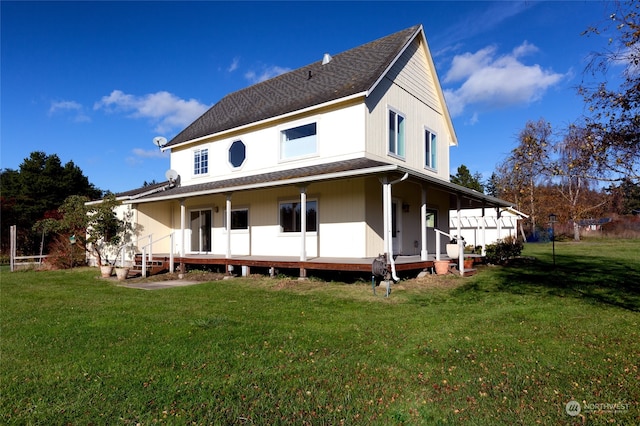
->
(229, 140, 246, 168)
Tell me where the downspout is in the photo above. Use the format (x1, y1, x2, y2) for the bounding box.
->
(385, 173, 408, 282)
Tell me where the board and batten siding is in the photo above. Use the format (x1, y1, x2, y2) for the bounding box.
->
(136, 201, 175, 253)
(365, 36, 452, 182)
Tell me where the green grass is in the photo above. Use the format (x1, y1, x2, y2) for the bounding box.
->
(1, 239, 638, 425)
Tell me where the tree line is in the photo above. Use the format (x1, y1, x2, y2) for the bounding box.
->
(454, 2, 640, 240)
(1, 2, 638, 257)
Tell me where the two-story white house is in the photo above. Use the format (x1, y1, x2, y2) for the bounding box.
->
(116, 24, 514, 278)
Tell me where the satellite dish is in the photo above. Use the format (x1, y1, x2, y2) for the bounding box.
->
(165, 169, 179, 188)
(165, 169, 179, 182)
(153, 136, 167, 148)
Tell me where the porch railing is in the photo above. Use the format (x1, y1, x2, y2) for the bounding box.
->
(433, 228, 454, 261)
(139, 233, 175, 277)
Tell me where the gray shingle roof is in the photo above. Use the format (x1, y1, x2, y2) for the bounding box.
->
(132, 158, 392, 201)
(166, 25, 422, 147)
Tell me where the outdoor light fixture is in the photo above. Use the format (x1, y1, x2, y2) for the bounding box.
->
(549, 214, 557, 267)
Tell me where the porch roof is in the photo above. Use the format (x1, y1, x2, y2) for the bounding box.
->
(122, 157, 513, 210)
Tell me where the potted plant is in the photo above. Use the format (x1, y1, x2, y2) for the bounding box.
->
(446, 236, 465, 259)
(113, 209, 138, 281)
(100, 261, 114, 278)
(114, 265, 130, 281)
(463, 256, 474, 269)
(434, 259, 451, 275)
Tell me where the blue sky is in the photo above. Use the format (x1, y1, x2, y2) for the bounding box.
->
(1, 1, 618, 194)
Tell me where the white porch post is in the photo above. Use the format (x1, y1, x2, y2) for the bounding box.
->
(481, 207, 486, 256)
(421, 186, 428, 260)
(457, 195, 464, 275)
(180, 199, 186, 257)
(299, 186, 307, 261)
(496, 207, 502, 240)
(225, 194, 232, 259)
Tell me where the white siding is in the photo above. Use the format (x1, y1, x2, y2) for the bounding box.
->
(365, 37, 452, 181)
(170, 102, 367, 187)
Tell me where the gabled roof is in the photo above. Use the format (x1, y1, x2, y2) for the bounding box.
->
(165, 25, 423, 148)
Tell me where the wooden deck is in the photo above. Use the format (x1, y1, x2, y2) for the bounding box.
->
(138, 253, 442, 276)
(134, 253, 484, 278)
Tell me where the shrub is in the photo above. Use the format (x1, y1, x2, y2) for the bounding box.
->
(43, 233, 86, 269)
(484, 235, 524, 264)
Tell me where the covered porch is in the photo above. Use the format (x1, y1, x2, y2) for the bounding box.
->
(124, 159, 512, 279)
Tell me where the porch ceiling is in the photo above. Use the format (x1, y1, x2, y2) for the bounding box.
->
(123, 157, 512, 209)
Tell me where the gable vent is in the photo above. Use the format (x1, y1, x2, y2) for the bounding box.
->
(322, 53, 332, 65)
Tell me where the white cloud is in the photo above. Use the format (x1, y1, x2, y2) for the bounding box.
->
(244, 65, 290, 84)
(442, 42, 566, 117)
(94, 90, 210, 133)
(228, 57, 240, 72)
(132, 148, 169, 159)
(48, 100, 91, 122)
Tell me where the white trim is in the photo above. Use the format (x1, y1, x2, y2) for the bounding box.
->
(163, 92, 365, 152)
(125, 164, 398, 204)
(366, 27, 421, 98)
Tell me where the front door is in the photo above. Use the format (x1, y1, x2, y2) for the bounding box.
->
(190, 209, 212, 253)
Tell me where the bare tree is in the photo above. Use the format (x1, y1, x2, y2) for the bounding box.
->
(502, 119, 553, 237)
(579, 0, 640, 181)
(553, 125, 609, 240)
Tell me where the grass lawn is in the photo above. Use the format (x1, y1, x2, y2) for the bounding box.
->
(1, 239, 638, 425)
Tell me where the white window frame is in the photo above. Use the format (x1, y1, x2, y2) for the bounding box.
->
(388, 108, 405, 159)
(425, 208, 438, 228)
(279, 199, 318, 233)
(223, 208, 249, 231)
(279, 121, 318, 161)
(228, 140, 246, 169)
(424, 127, 437, 170)
(193, 148, 209, 176)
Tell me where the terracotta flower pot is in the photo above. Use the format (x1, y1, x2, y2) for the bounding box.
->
(100, 265, 113, 278)
(464, 259, 474, 269)
(434, 260, 450, 275)
(115, 267, 130, 281)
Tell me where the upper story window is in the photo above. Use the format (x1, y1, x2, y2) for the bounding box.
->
(229, 140, 246, 168)
(280, 122, 317, 160)
(194, 148, 209, 175)
(388, 109, 405, 158)
(424, 129, 437, 170)
(279, 200, 317, 232)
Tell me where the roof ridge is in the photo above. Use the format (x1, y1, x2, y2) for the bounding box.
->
(166, 25, 422, 148)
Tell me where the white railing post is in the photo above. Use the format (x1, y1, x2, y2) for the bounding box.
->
(169, 233, 174, 273)
(142, 247, 147, 278)
(435, 230, 441, 261)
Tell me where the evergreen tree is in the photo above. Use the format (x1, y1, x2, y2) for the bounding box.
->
(1, 151, 102, 254)
(450, 165, 484, 193)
